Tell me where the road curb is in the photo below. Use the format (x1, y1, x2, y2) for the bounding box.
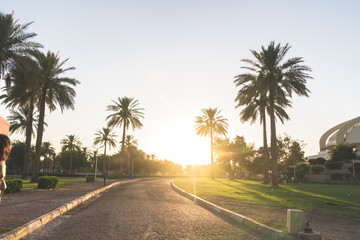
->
(171, 181, 285, 240)
(0, 179, 136, 240)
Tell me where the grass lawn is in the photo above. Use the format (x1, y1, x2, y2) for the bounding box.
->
(7, 175, 86, 190)
(173, 178, 360, 230)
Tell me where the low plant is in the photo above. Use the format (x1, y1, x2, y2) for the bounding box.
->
(325, 160, 344, 170)
(330, 173, 345, 180)
(308, 158, 326, 165)
(4, 179, 23, 194)
(38, 176, 59, 189)
(86, 175, 94, 182)
(311, 166, 324, 174)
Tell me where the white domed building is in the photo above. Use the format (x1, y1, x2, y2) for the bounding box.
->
(307, 116, 360, 160)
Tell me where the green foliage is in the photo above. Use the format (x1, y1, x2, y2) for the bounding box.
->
(311, 166, 324, 174)
(38, 176, 59, 189)
(308, 157, 326, 165)
(56, 150, 90, 172)
(6, 140, 26, 174)
(330, 173, 345, 180)
(330, 143, 356, 162)
(277, 134, 306, 167)
(4, 179, 23, 194)
(325, 160, 344, 169)
(86, 175, 94, 182)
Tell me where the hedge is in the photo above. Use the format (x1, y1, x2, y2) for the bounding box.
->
(86, 175, 94, 182)
(325, 160, 344, 170)
(331, 173, 344, 180)
(308, 158, 326, 165)
(38, 176, 59, 189)
(311, 166, 324, 174)
(4, 179, 23, 194)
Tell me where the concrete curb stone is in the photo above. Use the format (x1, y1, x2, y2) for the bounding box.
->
(0, 179, 136, 240)
(171, 180, 285, 240)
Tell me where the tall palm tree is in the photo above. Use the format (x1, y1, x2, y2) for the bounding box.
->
(41, 141, 55, 173)
(106, 97, 144, 174)
(61, 135, 81, 174)
(195, 107, 228, 179)
(2, 56, 40, 178)
(239, 41, 312, 186)
(0, 12, 41, 78)
(93, 127, 117, 171)
(234, 74, 291, 183)
(31, 50, 79, 182)
(8, 107, 46, 136)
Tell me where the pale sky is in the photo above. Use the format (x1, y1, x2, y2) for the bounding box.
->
(2, 1, 360, 166)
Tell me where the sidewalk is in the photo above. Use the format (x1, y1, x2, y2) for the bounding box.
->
(0, 179, 118, 234)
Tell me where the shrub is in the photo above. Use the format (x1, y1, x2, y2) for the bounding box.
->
(4, 179, 23, 194)
(330, 173, 344, 180)
(308, 158, 326, 165)
(325, 160, 344, 170)
(311, 166, 324, 174)
(38, 176, 59, 189)
(86, 175, 94, 182)
(108, 174, 120, 179)
(330, 143, 356, 162)
(299, 163, 310, 171)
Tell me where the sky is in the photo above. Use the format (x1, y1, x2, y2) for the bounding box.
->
(2, 1, 360, 166)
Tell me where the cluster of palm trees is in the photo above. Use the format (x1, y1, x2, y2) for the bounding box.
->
(0, 12, 79, 182)
(196, 42, 311, 186)
(93, 97, 144, 176)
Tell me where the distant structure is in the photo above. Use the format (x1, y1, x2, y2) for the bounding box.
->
(307, 116, 360, 160)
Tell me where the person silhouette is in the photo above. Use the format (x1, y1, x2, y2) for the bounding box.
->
(0, 116, 11, 203)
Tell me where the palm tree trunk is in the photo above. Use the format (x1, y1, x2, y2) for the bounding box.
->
(269, 91, 278, 187)
(121, 122, 126, 175)
(210, 127, 214, 179)
(31, 89, 46, 183)
(103, 141, 107, 171)
(22, 98, 34, 179)
(69, 150, 73, 174)
(262, 109, 270, 184)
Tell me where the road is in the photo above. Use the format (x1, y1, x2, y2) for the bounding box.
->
(24, 178, 259, 240)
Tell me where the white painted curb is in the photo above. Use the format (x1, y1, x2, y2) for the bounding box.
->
(0, 179, 137, 240)
(171, 181, 285, 240)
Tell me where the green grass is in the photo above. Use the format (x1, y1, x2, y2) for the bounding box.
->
(6, 176, 86, 190)
(174, 178, 360, 222)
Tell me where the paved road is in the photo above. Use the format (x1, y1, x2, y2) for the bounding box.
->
(25, 179, 259, 240)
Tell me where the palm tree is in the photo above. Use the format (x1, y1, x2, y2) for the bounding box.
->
(195, 107, 228, 179)
(61, 135, 82, 174)
(93, 127, 117, 171)
(234, 74, 291, 183)
(120, 135, 138, 176)
(106, 97, 144, 175)
(30, 50, 79, 182)
(238, 41, 312, 186)
(0, 12, 41, 78)
(8, 107, 46, 136)
(41, 141, 55, 173)
(2, 56, 40, 178)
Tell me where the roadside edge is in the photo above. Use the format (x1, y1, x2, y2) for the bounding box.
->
(0, 179, 137, 240)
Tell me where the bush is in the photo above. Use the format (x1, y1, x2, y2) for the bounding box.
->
(325, 160, 344, 170)
(311, 166, 324, 174)
(308, 158, 326, 165)
(38, 176, 59, 189)
(330, 173, 344, 180)
(86, 175, 94, 182)
(4, 179, 23, 194)
(108, 174, 121, 179)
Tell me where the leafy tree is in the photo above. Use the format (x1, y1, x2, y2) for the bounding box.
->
(330, 143, 356, 162)
(195, 107, 228, 179)
(6, 140, 26, 174)
(61, 135, 82, 173)
(234, 72, 291, 183)
(2, 56, 41, 178)
(0, 12, 41, 78)
(238, 42, 312, 186)
(57, 150, 90, 172)
(93, 127, 117, 171)
(30, 50, 79, 182)
(41, 142, 55, 173)
(106, 97, 144, 175)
